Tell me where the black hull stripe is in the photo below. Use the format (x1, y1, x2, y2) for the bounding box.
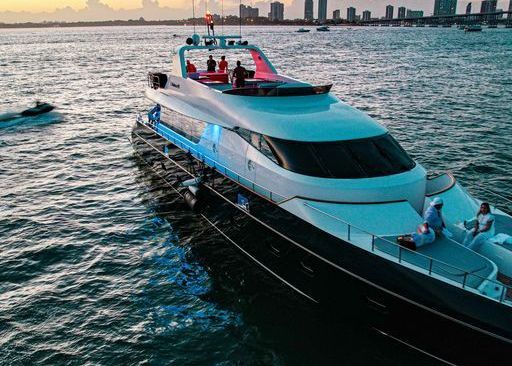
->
(132, 126, 512, 346)
(130, 134, 318, 303)
(200, 215, 319, 303)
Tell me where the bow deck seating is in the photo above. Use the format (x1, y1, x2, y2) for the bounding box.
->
(375, 236, 496, 288)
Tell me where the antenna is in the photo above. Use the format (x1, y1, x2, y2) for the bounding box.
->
(239, 0, 242, 38)
(222, 0, 224, 35)
(192, 0, 196, 33)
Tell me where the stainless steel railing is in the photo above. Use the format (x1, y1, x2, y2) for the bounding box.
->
(137, 116, 287, 203)
(137, 115, 511, 305)
(303, 201, 512, 305)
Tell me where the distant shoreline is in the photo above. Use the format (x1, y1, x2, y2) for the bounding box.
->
(0, 19, 323, 29)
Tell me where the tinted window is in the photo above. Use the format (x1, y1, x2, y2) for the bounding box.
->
(237, 128, 278, 164)
(265, 134, 415, 178)
(160, 107, 206, 143)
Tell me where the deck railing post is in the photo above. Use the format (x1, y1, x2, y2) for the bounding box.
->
(428, 258, 433, 275)
(371, 235, 375, 252)
(499, 285, 507, 303)
(398, 246, 402, 263)
(462, 273, 468, 288)
(347, 225, 351, 241)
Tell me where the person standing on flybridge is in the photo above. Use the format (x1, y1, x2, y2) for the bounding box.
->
(233, 61, 247, 88)
(218, 56, 228, 73)
(207, 55, 216, 72)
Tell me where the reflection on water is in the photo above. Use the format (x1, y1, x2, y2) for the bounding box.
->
(0, 111, 62, 129)
(0, 25, 510, 365)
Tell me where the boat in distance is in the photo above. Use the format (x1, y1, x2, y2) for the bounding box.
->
(465, 25, 483, 32)
(297, 28, 310, 33)
(20, 101, 55, 117)
(316, 26, 330, 32)
(131, 34, 512, 365)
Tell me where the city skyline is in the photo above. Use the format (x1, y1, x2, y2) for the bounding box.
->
(0, 0, 510, 23)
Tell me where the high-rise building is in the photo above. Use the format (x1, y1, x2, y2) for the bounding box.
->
(304, 0, 314, 20)
(406, 9, 424, 18)
(434, 0, 457, 16)
(362, 10, 371, 21)
(318, 0, 328, 22)
(480, 0, 497, 22)
(508, 0, 512, 19)
(347, 7, 356, 22)
(385, 5, 394, 19)
(333, 9, 341, 20)
(480, 0, 497, 13)
(398, 6, 406, 19)
(268, 2, 284, 21)
(240, 4, 259, 18)
(466, 2, 472, 14)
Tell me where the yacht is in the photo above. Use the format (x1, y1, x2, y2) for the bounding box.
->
(316, 25, 330, 32)
(131, 34, 512, 364)
(465, 24, 483, 32)
(297, 28, 311, 33)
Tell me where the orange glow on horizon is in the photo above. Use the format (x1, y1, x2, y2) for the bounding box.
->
(0, 0, 293, 13)
(0, 1, 152, 12)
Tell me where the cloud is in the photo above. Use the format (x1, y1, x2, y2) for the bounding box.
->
(0, 0, 193, 23)
(0, 0, 510, 23)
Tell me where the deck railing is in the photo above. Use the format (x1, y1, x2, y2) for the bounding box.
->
(303, 202, 512, 304)
(137, 116, 287, 203)
(137, 116, 512, 305)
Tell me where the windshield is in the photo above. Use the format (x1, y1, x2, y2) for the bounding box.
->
(264, 134, 416, 179)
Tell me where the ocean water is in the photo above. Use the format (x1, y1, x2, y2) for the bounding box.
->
(0, 25, 511, 365)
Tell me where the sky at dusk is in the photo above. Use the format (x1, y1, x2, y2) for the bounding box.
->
(0, 0, 510, 23)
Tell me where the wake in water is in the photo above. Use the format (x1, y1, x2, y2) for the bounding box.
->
(0, 102, 60, 129)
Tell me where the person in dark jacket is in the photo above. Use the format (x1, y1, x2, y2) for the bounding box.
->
(233, 61, 247, 88)
(206, 55, 216, 72)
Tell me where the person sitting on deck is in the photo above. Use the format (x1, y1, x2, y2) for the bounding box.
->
(207, 55, 216, 73)
(397, 222, 436, 251)
(186, 60, 197, 73)
(233, 61, 247, 88)
(463, 202, 495, 251)
(218, 56, 228, 73)
(424, 197, 447, 237)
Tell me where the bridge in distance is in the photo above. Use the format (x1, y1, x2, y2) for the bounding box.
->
(359, 10, 512, 26)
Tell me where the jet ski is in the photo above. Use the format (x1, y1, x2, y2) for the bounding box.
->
(20, 102, 55, 117)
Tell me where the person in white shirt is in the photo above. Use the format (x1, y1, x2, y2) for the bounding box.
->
(463, 202, 495, 251)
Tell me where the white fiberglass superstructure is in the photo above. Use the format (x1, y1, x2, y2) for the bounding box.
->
(142, 34, 512, 306)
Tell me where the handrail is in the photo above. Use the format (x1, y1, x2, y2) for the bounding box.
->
(303, 202, 469, 274)
(477, 187, 512, 206)
(138, 116, 287, 203)
(303, 202, 512, 305)
(428, 170, 511, 211)
(457, 180, 512, 215)
(137, 116, 511, 304)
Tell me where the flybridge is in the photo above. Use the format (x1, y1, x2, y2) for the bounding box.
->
(168, 34, 332, 97)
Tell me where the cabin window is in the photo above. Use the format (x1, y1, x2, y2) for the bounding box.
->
(160, 107, 206, 143)
(264, 134, 416, 179)
(236, 128, 278, 164)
